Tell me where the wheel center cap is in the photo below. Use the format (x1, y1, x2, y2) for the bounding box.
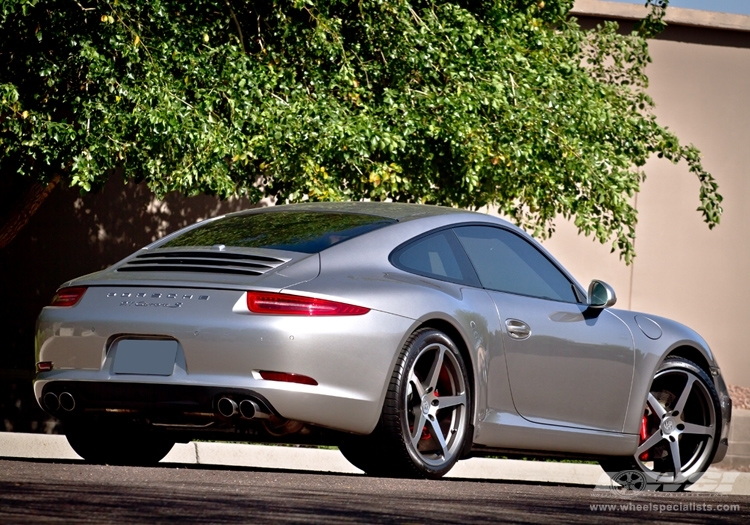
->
(421, 397, 431, 415)
(662, 418, 675, 433)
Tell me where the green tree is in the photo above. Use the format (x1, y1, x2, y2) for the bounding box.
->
(0, 0, 722, 261)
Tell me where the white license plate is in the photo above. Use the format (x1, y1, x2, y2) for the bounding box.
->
(112, 339, 178, 376)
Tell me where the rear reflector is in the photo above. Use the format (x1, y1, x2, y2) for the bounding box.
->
(259, 371, 318, 386)
(246, 291, 369, 316)
(37, 361, 53, 372)
(50, 287, 87, 307)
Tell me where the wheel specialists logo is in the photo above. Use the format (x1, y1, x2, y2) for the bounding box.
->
(607, 470, 648, 497)
(594, 470, 741, 496)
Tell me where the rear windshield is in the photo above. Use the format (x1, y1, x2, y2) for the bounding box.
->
(160, 211, 397, 253)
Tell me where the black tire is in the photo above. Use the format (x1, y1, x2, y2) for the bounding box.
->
(600, 357, 721, 491)
(378, 328, 472, 479)
(66, 423, 175, 466)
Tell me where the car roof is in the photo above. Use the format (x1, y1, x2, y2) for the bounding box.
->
(226, 201, 471, 222)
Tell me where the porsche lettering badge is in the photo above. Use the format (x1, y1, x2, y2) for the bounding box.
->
(106, 291, 210, 308)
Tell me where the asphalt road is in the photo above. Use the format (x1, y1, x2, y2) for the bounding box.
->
(1, 458, 748, 524)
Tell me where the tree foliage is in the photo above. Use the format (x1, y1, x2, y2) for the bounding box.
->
(0, 0, 722, 261)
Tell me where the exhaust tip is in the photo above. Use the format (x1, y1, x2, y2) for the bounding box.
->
(43, 392, 60, 412)
(217, 397, 238, 418)
(59, 392, 76, 412)
(239, 399, 259, 419)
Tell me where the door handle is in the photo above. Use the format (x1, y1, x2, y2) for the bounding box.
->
(505, 319, 531, 340)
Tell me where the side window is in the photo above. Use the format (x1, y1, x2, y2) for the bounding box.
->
(391, 231, 470, 283)
(453, 226, 578, 303)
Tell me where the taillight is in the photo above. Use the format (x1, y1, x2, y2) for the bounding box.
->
(246, 291, 369, 316)
(50, 287, 87, 307)
(247, 292, 370, 316)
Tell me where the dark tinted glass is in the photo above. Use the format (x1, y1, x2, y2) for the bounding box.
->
(393, 231, 467, 282)
(454, 226, 578, 302)
(162, 212, 396, 253)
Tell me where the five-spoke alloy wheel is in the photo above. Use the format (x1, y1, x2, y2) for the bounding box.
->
(383, 328, 471, 478)
(340, 328, 471, 478)
(601, 357, 720, 491)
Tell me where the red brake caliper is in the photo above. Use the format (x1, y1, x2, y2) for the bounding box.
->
(639, 412, 650, 461)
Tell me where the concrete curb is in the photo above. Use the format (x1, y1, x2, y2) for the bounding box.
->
(1, 432, 748, 494)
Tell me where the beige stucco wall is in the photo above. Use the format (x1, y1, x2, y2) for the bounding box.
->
(542, 22, 750, 387)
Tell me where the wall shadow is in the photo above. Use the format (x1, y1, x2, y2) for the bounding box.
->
(0, 175, 256, 432)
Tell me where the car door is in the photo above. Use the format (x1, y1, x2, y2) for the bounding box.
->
(453, 225, 634, 432)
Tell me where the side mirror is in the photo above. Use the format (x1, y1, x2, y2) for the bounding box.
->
(587, 280, 617, 308)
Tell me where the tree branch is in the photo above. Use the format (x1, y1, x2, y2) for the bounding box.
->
(225, 0, 245, 53)
(0, 175, 61, 249)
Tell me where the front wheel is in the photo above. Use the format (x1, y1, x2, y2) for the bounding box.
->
(601, 357, 721, 491)
(379, 328, 472, 479)
(65, 422, 175, 466)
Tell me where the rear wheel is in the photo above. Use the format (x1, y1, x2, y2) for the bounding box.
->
(339, 329, 472, 478)
(381, 328, 471, 478)
(601, 357, 720, 491)
(65, 423, 175, 466)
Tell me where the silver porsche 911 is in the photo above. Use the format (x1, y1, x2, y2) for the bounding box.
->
(34, 202, 731, 488)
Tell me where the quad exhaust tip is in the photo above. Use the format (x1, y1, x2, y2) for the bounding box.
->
(217, 397, 238, 418)
(43, 392, 60, 412)
(44, 391, 76, 412)
(59, 392, 76, 412)
(217, 397, 269, 420)
(239, 399, 259, 419)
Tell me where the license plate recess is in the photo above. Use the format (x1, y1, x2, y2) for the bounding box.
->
(112, 339, 178, 376)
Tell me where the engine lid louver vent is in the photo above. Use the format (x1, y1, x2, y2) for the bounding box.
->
(116, 251, 289, 276)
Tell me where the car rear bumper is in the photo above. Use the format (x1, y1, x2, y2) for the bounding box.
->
(35, 286, 415, 434)
(33, 371, 392, 435)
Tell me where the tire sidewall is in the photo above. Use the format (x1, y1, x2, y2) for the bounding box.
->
(390, 328, 471, 478)
(644, 357, 722, 487)
(602, 356, 722, 491)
